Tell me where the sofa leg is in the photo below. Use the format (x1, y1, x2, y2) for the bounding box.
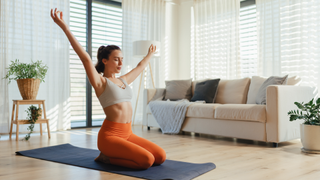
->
(272, 143, 278, 148)
(147, 126, 150, 130)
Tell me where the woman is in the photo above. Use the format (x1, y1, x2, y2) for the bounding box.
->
(51, 8, 166, 169)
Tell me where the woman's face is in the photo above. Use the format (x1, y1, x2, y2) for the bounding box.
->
(104, 50, 123, 73)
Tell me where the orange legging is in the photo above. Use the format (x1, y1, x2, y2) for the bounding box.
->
(97, 119, 166, 169)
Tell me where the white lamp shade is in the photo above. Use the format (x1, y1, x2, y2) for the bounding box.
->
(133, 40, 161, 58)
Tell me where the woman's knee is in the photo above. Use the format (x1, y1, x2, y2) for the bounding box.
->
(138, 153, 155, 169)
(155, 148, 166, 165)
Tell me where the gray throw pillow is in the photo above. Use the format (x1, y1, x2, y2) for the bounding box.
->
(255, 75, 288, 105)
(191, 79, 220, 103)
(164, 79, 192, 100)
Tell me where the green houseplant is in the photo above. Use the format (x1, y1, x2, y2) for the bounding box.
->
(3, 59, 48, 100)
(288, 98, 320, 125)
(288, 97, 320, 153)
(24, 105, 42, 141)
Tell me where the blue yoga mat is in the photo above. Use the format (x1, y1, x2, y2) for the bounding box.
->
(16, 143, 216, 180)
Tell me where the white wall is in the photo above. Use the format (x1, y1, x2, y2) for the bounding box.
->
(164, 0, 193, 81)
(164, 0, 180, 81)
(178, 0, 193, 80)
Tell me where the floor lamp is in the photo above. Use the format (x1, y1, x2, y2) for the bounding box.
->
(132, 40, 161, 125)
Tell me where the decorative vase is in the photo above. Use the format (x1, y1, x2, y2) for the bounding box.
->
(16, 78, 40, 100)
(300, 124, 320, 153)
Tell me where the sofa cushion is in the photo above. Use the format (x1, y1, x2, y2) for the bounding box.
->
(246, 75, 301, 104)
(164, 79, 192, 100)
(186, 103, 222, 119)
(214, 104, 266, 122)
(215, 78, 251, 104)
(191, 79, 220, 103)
(255, 75, 288, 105)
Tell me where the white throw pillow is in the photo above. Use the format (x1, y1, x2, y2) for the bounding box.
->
(215, 77, 251, 104)
(246, 76, 268, 104)
(246, 75, 302, 104)
(287, 76, 302, 86)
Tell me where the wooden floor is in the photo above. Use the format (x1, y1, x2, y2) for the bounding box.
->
(1, 126, 320, 180)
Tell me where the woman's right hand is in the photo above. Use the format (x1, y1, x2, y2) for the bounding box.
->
(147, 44, 157, 56)
(50, 8, 67, 30)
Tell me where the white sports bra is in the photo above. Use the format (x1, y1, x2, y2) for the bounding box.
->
(98, 77, 133, 108)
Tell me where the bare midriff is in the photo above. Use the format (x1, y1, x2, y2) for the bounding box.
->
(102, 101, 132, 124)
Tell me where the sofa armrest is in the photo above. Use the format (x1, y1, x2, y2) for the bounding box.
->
(142, 88, 165, 126)
(266, 85, 317, 143)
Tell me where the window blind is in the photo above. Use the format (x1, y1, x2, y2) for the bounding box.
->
(239, 0, 258, 78)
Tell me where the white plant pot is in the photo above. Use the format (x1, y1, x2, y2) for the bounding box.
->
(300, 124, 320, 153)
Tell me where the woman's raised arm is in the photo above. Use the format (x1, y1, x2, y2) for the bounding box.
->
(50, 8, 103, 88)
(120, 45, 156, 85)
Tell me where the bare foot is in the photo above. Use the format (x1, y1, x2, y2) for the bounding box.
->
(94, 152, 110, 164)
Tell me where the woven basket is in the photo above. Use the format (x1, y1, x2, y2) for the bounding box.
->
(16, 78, 40, 100)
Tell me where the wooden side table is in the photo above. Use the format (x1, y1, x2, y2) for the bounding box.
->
(9, 100, 51, 141)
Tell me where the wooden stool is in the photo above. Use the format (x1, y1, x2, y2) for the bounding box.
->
(9, 100, 51, 141)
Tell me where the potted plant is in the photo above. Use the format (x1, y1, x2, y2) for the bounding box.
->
(3, 59, 48, 100)
(288, 97, 320, 153)
(24, 105, 42, 140)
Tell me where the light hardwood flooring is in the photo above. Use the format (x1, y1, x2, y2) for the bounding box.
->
(1, 126, 320, 180)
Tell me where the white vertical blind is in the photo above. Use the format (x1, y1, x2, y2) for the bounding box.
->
(278, 0, 320, 88)
(256, 0, 320, 91)
(193, 0, 241, 80)
(239, 2, 258, 78)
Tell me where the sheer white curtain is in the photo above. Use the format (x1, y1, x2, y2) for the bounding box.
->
(122, 0, 166, 125)
(0, 0, 71, 134)
(193, 0, 241, 80)
(256, 0, 320, 90)
(0, 3, 9, 133)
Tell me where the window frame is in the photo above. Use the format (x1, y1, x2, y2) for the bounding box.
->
(240, 0, 255, 8)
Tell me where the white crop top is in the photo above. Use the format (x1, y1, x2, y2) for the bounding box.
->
(98, 77, 133, 108)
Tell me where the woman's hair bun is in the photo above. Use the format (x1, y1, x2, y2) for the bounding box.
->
(95, 45, 121, 74)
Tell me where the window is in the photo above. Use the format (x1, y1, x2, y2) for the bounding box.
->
(239, 0, 258, 78)
(91, 0, 122, 126)
(69, 0, 122, 127)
